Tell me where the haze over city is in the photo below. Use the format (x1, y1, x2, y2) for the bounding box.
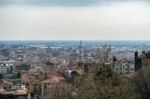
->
(0, 0, 150, 40)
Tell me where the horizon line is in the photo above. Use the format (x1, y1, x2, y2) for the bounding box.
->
(1, 39, 150, 41)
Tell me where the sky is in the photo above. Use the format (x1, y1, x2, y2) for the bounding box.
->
(0, 0, 150, 40)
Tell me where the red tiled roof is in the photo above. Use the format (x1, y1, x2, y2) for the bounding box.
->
(41, 76, 64, 84)
(0, 90, 27, 95)
(2, 91, 15, 95)
(14, 90, 27, 95)
(21, 74, 30, 83)
(0, 81, 13, 87)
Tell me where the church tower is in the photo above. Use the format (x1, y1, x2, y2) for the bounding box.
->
(79, 40, 84, 62)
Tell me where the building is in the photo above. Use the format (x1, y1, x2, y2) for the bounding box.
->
(79, 41, 84, 62)
(0, 80, 28, 99)
(114, 61, 134, 74)
(0, 63, 14, 75)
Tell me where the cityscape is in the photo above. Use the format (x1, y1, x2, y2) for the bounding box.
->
(0, 40, 150, 99)
(1, 0, 150, 99)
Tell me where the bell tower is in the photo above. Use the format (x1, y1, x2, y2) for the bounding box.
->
(79, 40, 84, 62)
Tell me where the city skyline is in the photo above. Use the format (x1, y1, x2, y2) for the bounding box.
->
(0, 0, 150, 40)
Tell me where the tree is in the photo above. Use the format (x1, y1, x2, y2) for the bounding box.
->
(41, 84, 72, 99)
(132, 68, 150, 99)
(42, 44, 143, 99)
(0, 73, 3, 80)
(94, 45, 111, 64)
(17, 72, 21, 79)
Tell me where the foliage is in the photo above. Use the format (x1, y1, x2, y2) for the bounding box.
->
(131, 67, 150, 99)
(0, 73, 3, 79)
(17, 72, 21, 79)
(41, 45, 150, 99)
(43, 63, 137, 99)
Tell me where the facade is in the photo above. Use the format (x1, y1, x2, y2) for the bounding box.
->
(0, 63, 14, 75)
(114, 61, 134, 74)
(0, 81, 28, 99)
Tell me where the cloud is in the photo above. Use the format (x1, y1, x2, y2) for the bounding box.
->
(0, 1, 150, 40)
(0, 0, 98, 6)
(0, 0, 149, 6)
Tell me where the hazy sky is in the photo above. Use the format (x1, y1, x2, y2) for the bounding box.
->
(0, 0, 150, 40)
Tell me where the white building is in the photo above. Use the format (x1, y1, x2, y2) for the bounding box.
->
(0, 60, 15, 75)
(114, 61, 134, 74)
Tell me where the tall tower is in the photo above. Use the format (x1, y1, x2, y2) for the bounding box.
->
(79, 40, 84, 62)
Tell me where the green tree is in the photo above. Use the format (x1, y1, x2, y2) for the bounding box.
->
(17, 72, 21, 79)
(0, 73, 3, 79)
